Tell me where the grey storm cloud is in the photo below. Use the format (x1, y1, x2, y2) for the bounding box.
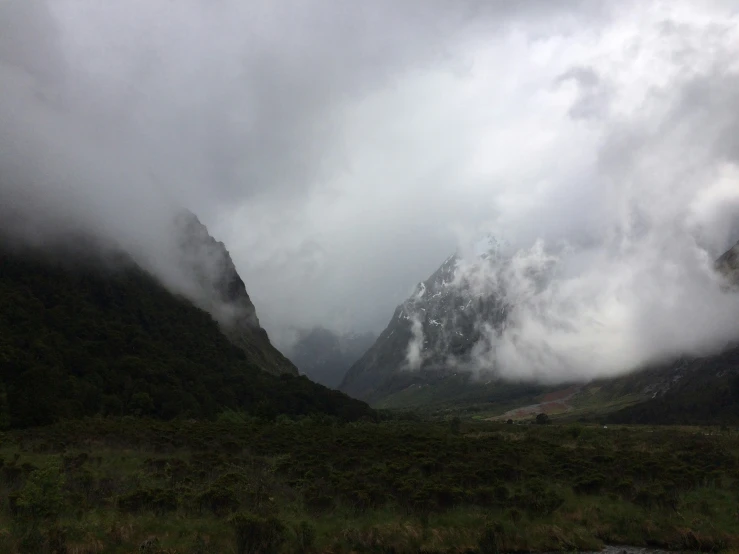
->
(1, 0, 608, 211)
(2, 0, 739, 384)
(0, 0, 612, 335)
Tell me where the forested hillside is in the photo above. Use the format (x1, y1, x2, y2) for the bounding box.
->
(0, 247, 373, 428)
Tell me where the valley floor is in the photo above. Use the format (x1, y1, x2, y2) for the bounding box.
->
(0, 417, 738, 553)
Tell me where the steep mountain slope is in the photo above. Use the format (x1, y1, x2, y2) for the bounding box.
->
(340, 239, 511, 404)
(174, 212, 297, 376)
(0, 240, 372, 429)
(716, 240, 739, 287)
(287, 327, 376, 388)
(584, 240, 739, 424)
(595, 348, 739, 424)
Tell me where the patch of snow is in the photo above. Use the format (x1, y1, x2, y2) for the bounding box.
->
(415, 282, 427, 299)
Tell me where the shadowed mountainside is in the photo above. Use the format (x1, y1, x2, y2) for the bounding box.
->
(0, 229, 371, 428)
(174, 211, 297, 376)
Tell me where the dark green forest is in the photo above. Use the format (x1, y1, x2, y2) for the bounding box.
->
(0, 248, 372, 428)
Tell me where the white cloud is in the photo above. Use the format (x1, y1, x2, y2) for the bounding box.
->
(2, 0, 739, 381)
(405, 314, 425, 371)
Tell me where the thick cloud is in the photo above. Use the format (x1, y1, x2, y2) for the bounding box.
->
(1, 0, 739, 384)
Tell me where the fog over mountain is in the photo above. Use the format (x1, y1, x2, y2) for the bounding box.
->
(2, 0, 739, 382)
(408, 237, 739, 385)
(287, 327, 377, 388)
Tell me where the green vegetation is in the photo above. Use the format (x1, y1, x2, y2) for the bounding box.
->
(0, 418, 737, 553)
(0, 249, 372, 428)
(375, 372, 549, 413)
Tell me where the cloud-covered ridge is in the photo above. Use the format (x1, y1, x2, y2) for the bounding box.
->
(392, 232, 739, 386)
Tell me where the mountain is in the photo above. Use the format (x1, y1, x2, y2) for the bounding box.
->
(287, 327, 376, 388)
(0, 220, 372, 428)
(594, 348, 739, 424)
(340, 237, 512, 404)
(341, 238, 739, 422)
(716, 240, 739, 287)
(593, 239, 739, 424)
(174, 212, 297, 376)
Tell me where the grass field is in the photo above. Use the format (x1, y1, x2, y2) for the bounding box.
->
(1, 417, 738, 553)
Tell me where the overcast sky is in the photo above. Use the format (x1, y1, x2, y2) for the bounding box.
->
(2, 0, 739, 360)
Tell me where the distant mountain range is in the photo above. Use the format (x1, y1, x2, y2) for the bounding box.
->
(340, 237, 739, 424)
(287, 327, 376, 388)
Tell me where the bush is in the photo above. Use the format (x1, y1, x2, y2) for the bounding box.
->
(229, 512, 286, 554)
(513, 480, 564, 516)
(450, 417, 461, 435)
(505, 507, 524, 523)
(197, 485, 240, 516)
(302, 484, 334, 512)
(46, 526, 68, 554)
(479, 523, 501, 554)
(295, 521, 316, 553)
(16, 460, 65, 522)
(17, 528, 45, 554)
(574, 473, 606, 495)
(118, 487, 177, 515)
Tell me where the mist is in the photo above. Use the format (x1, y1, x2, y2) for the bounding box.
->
(1, 0, 739, 383)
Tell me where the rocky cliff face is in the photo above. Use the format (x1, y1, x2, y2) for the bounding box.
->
(340, 238, 509, 402)
(716, 240, 739, 287)
(173, 211, 297, 376)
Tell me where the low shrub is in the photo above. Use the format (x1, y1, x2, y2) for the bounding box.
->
(229, 512, 286, 554)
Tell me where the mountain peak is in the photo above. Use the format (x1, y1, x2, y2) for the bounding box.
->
(340, 241, 509, 401)
(173, 210, 297, 376)
(174, 210, 258, 322)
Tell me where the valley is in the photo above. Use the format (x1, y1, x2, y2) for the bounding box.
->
(1, 218, 738, 553)
(490, 386, 582, 421)
(3, 1, 739, 552)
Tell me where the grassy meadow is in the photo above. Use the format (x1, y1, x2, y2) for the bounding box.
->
(0, 416, 737, 553)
